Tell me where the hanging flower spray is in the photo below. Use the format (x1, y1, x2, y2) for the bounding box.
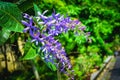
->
(22, 4, 90, 80)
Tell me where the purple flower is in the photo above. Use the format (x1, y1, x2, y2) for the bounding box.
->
(21, 16, 34, 32)
(22, 10, 90, 80)
(29, 28, 41, 45)
(23, 13, 30, 18)
(52, 12, 60, 20)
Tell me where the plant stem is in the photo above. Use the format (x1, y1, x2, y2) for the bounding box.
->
(31, 60, 40, 80)
(57, 69, 62, 80)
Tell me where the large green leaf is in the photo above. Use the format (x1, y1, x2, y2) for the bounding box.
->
(0, 28, 10, 45)
(0, 1, 24, 32)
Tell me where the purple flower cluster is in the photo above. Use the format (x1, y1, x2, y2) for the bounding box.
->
(22, 10, 87, 79)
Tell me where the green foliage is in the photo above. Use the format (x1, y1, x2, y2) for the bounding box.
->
(22, 47, 38, 60)
(33, 3, 41, 16)
(0, 28, 10, 45)
(87, 45, 100, 53)
(73, 53, 102, 79)
(17, 0, 41, 12)
(0, 1, 24, 32)
(45, 62, 57, 71)
(0, 1, 24, 45)
(59, 30, 87, 54)
(112, 35, 120, 51)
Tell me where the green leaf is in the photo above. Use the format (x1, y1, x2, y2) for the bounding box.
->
(33, 3, 41, 16)
(22, 47, 38, 60)
(0, 28, 10, 45)
(0, 1, 24, 32)
(46, 62, 57, 71)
